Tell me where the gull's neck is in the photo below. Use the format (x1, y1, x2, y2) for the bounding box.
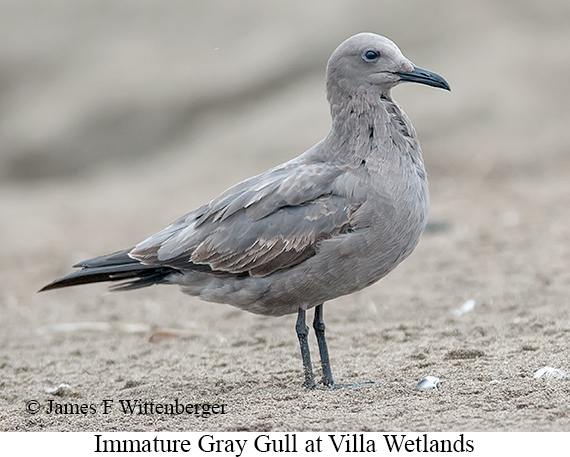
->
(321, 89, 423, 171)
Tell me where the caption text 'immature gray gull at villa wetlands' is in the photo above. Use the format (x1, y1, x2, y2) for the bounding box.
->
(41, 32, 450, 389)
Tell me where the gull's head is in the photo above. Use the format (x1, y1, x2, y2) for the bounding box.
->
(326, 32, 450, 100)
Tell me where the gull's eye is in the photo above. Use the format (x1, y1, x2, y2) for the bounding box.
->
(363, 50, 379, 61)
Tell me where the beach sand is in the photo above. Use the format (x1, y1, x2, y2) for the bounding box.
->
(1, 0, 569, 432)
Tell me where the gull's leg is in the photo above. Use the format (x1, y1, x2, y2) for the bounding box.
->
(296, 309, 316, 388)
(313, 304, 335, 387)
(312, 304, 374, 390)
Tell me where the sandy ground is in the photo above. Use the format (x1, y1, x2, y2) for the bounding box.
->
(1, 1, 570, 432)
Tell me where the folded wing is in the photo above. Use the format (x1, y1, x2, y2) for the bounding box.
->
(130, 161, 362, 277)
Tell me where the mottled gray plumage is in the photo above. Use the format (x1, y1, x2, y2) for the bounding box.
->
(41, 33, 450, 388)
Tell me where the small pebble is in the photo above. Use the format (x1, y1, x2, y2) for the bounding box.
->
(454, 299, 476, 317)
(414, 376, 440, 391)
(534, 366, 565, 379)
(45, 383, 72, 396)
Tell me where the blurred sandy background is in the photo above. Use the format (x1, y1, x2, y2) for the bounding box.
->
(1, 0, 570, 431)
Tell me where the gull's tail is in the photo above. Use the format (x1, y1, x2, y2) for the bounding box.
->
(39, 249, 179, 292)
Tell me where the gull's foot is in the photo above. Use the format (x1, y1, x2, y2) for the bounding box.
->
(302, 380, 317, 389)
(305, 380, 374, 390)
(331, 380, 374, 389)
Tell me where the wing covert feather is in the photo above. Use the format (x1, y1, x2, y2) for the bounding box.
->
(130, 162, 363, 277)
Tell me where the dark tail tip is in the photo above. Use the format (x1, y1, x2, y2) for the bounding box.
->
(38, 275, 91, 292)
(38, 282, 58, 292)
(38, 268, 129, 292)
(39, 258, 179, 293)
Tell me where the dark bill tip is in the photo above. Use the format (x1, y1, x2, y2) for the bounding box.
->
(395, 66, 451, 91)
